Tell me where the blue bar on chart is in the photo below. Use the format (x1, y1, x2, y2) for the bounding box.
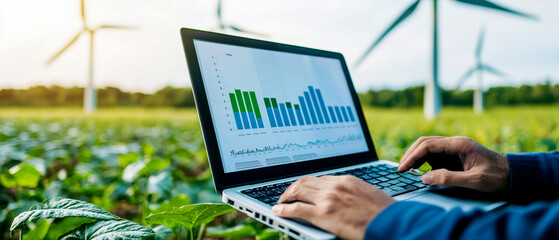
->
(279, 103, 291, 127)
(346, 106, 355, 122)
(304, 92, 318, 124)
(308, 86, 324, 124)
(286, 102, 298, 126)
(294, 104, 305, 125)
(249, 91, 265, 128)
(229, 93, 244, 130)
(260, 86, 355, 130)
(328, 106, 337, 123)
(235, 90, 251, 129)
(271, 98, 284, 127)
(243, 91, 258, 129)
(298, 96, 312, 125)
(315, 88, 330, 123)
(340, 106, 349, 122)
(334, 106, 344, 123)
(264, 98, 277, 127)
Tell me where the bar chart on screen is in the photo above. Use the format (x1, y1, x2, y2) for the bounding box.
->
(227, 86, 357, 131)
(193, 39, 369, 173)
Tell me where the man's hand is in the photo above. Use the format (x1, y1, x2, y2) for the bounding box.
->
(398, 136, 510, 192)
(272, 175, 395, 240)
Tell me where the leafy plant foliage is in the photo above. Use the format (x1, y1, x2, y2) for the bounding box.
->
(59, 219, 156, 240)
(10, 198, 155, 240)
(1, 107, 558, 239)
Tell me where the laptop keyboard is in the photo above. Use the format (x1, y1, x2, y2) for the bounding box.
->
(241, 163, 427, 206)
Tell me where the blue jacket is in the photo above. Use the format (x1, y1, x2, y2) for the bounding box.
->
(365, 151, 559, 239)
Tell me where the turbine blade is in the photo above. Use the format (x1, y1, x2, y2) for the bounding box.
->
(97, 25, 135, 30)
(81, 0, 86, 27)
(454, 0, 538, 20)
(475, 25, 485, 60)
(482, 64, 507, 77)
(354, 0, 421, 68)
(227, 25, 266, 37)
(46, 31, 84, 65)
(455, 67, 476, 90)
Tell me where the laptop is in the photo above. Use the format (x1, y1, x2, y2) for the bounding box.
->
(180, 28, 506, 239)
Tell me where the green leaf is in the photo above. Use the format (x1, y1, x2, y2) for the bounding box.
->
(56, 219, 156, 240)
(46, 217, 97, 240)
(145, 203, 234, 229)
(27, 158, 47, 175)
(84, 219, 156, 240)
(152, 225, 173, 240)
(10, 198, 119, 238)
(152, 194, 190, 213)
(206, 224, 257, 239)
(141, 157, 170, 174)
(142, 144, 155, 156)
(23, 219, 50, 240)
(256, 228, 281, 240)
(0, 163, 42, 188)
(147, 171, 172, 197)
(122, 160, 146, 182)
(57, 224, 86, 240)
(119, 152, 139, 168)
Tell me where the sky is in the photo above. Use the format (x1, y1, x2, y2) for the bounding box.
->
(0, 0, 558, 93)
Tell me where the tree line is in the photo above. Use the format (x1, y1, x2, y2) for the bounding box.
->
(358, 83, 559, 108)
(0, 86, 194, 107)
(0, 83, 558, 108)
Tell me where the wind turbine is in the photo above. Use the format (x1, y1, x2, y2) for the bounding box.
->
(46, 0, 132, 113)
(456, 25, 507, 114)
(214, 0, 265, 36)
(354, 0, 536, 119)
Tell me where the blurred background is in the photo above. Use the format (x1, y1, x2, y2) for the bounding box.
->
(1, 0, 558, 97)
(0, 0, 558, 239)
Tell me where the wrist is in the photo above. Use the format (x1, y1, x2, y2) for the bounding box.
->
(498, 153, 510, 192)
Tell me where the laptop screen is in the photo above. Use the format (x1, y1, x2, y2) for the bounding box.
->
(193, 39, 369, 173)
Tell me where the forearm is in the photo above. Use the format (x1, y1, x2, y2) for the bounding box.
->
(365, 200, 559, 240)
(506, 151, 559, 199)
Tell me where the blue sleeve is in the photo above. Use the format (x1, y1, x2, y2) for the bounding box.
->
(365, 200, 559, 240)
(364, 151, 559, 239)
(506, 151, 559, 199)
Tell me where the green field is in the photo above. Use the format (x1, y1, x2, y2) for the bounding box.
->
(1, 106, 558, 239)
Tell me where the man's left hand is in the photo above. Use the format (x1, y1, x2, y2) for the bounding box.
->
(272, 175, 395, 240)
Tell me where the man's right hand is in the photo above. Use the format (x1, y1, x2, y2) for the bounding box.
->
(398, 136, 510, 193)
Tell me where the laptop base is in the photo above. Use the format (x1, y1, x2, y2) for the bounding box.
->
(223, 160, 506, 240)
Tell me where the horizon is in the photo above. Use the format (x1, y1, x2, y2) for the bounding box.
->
(2, 81, 557, 94)
(1, 0, 558, 94)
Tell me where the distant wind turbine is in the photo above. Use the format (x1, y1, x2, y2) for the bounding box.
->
(214, 0, 265, 36)
(354, 0, 536, 119)
(456, 25, 507, 114)
(46, 0, 132, 113)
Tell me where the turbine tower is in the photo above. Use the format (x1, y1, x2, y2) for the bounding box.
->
(215, 0, 265, 36)
(456, 25, 507, 114)
(354, 0, 535, 119)
(46, 0, 132, 113)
